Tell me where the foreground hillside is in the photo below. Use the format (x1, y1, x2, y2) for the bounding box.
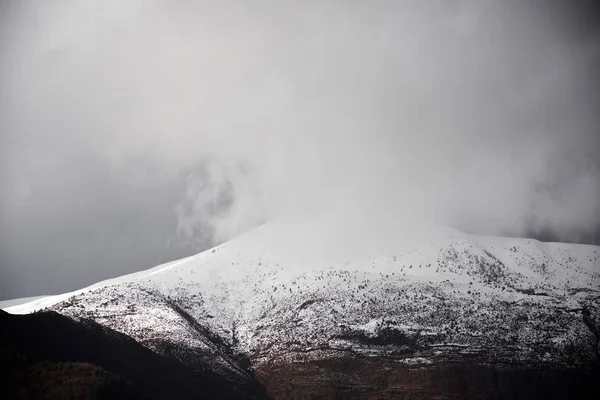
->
(0, 310, 269, 399)
(5, 218, 600, 398)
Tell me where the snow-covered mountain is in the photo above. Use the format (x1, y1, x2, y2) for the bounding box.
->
(0, 295, 48, 309)
(5, 218, 600, 398)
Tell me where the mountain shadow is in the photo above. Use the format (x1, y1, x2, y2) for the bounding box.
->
(0, 310, 270, 400)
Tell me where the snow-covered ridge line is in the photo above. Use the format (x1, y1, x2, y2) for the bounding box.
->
(0, 295, 49, 309)
(5, 221, 599, 315)
(4, 255, 196, 314)
(4, 220, 599, 372)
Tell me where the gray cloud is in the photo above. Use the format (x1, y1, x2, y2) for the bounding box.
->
(1, 0, 599, 299)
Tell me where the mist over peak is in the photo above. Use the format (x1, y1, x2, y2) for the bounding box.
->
(1, 0, 599, 298)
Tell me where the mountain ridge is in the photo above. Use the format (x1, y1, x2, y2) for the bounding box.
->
(4, 221, 600, 398)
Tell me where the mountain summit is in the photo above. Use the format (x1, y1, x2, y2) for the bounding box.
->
(5, 220, 600, 398)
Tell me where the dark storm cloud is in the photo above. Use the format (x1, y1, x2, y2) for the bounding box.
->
(1, 0, 599, 299)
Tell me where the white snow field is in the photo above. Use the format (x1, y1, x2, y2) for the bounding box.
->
(5, 217, 600, 373)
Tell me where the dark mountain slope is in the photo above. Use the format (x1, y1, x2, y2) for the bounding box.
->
(0, 310, 270, 400)
(3, 360, 142, 400)
(257, 356, 599, 400)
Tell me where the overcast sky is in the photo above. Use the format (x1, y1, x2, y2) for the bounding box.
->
(1, 0, 599, 300)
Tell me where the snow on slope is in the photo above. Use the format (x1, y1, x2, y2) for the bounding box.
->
(5, 256, 194, 314)
(6, 218, 600, 370)
(0, 295, 48, 309)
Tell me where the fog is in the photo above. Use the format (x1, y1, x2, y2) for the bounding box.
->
(1, 0, 599, 299)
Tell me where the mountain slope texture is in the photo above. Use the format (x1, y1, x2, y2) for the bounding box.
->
(5, 219, 600, 399)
